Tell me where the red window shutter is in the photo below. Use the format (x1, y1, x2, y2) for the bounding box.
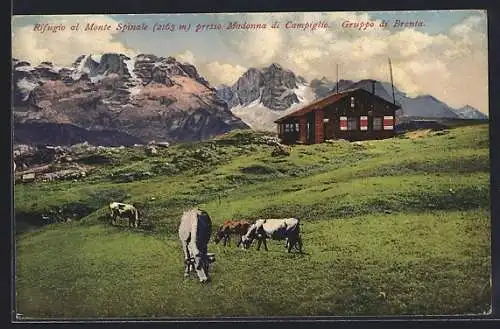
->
(383, 116, 394, 130)
(360, 116, 368, 131)
(340, 116, 347, 131)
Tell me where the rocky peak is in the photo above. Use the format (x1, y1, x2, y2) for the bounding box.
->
(72, 55, 86, 68)
(268, 63, 282, 71)
(262, 63, 297, 90)
(453, 104, 487, 119)
(14, 60, 32, 69)
(95, 53, 132, 77)
(412, 94, 443, 105)
(227, 63, 301, 111)
(131, 54, 209, 88)
(73, 55, 100, 75)
(12, 53, 249, 146)
(178, 62, 210, 88)
(33, 62, 61, 80)
(230, 69, 265, 107)
(215, 84, 234, 104)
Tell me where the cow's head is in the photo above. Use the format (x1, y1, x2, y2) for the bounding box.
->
(241, 225, 258, 249)
(213, 225, 225, 244)
(241, 235, 253, 249)
(192, 253, 215, 283)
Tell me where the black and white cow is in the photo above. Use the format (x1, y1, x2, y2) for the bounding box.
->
(109, 202, 140, 228)
(178, 208, 216, 283)
(241, 218, 303, 253)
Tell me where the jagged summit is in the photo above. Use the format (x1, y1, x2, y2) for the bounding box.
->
(226, 63, 302, 111)
(12, 53, 249, 146)
(454, 104, 488, 119)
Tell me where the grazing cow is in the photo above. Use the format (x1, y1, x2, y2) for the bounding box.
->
(109, 202, 140, 228)
(178, 208, 216, 283)
(241, 218, 303, 253)
(214, 220, 252, 247)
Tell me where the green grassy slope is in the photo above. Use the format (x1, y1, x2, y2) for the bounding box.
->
(14, 125, 491, 318)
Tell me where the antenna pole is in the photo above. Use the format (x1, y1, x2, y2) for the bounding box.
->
(389, 57, 396, 105)
(336, 63, 339, 94)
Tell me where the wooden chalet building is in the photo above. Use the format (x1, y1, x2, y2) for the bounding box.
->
(274, 82, 400, 144)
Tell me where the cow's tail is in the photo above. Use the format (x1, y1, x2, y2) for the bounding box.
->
(295, 218, 303, 252)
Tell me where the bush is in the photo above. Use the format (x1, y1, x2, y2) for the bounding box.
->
(86, 187, 130, 209)
(240, 164, 277, 175)
(77, 154, 114, 165)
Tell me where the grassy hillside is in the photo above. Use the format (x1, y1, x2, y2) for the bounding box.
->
(14, 125, 491, 318)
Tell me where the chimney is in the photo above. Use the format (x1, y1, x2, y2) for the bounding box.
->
(371, 79, 376, 95)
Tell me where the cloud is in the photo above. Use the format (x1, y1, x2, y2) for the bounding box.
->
(225, 11, 488, 113)
(231, 28, 284, 65)
(450, 14, 485, 36)
(176, 50, 196, 65)
(12, 15, 136, 66)
(387, 29, 434, 57)
(199, 61, 247, 86)
(173, 49, 247, 86)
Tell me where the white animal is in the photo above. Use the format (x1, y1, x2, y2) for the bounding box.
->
(178, 208, 215, 283)
(109, 202, 140, 228)
(241, 218, 303, 253)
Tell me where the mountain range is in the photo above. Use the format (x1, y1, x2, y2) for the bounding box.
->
(12, 53, 487, 146)
(12, 54, 248, 146)
(217, 66, 487, 131)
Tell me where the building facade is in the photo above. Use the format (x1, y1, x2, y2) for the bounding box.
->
(274, 87, 400, 144)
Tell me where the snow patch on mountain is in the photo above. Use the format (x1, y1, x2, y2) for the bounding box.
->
(453, 105, 488, 119)
(15, 66, 35, 72)
(231, 103, 290, 131)
(294, 83, 316, 103)
(78, 55, 91, 73)
(17, 78, 39, 101)
(72, 55, 90, 80)
(89, 74, 106, 83)
(231, 82, 315, 131)
(123, 57, 142, 95)
(91, 54, 103, 63)
(124, 57, 138, 80)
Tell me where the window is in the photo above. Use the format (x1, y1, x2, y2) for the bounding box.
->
(285, 124, 290, 132)
(350, 97, 355, 108)
(295, 123, 299, 132)
(347, 117, 358, 130)
(373, 117, 383, 131)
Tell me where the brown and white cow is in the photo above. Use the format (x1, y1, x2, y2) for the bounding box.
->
(241, 218, 303, 253)
(213, 220, 252, 247)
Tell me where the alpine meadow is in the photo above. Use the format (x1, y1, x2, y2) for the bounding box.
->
(15, 125, 491, 318)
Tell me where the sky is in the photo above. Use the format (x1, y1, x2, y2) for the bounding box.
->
(12, 10, 488, 114)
